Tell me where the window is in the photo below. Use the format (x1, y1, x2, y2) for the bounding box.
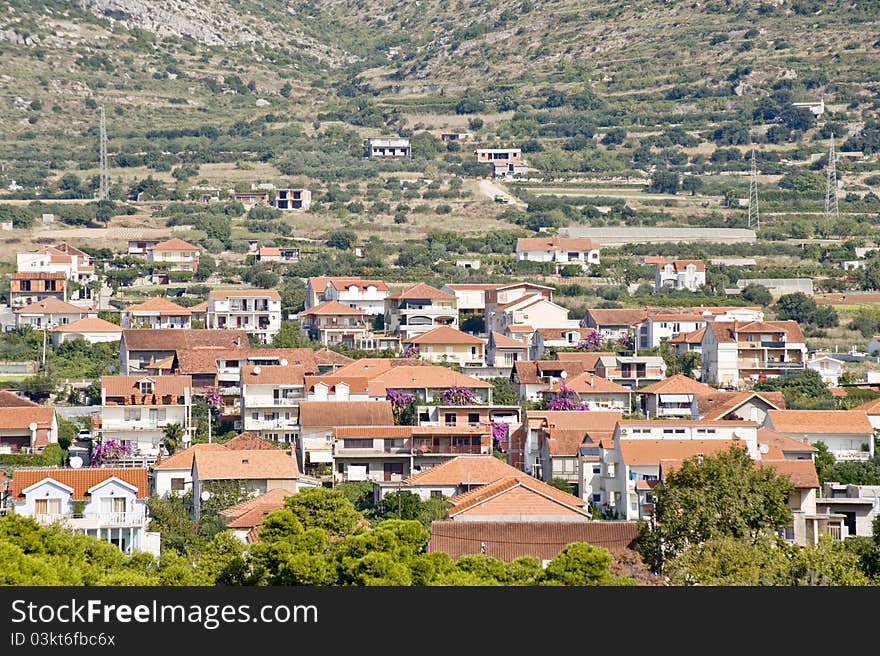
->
(430, 491, 444, 499)
(251, 412, 258, 421)
(100, 497, 127, 514)
(124, 408, 142, 421)
(445, 413, 457, 425)
(139, 380, 154, 395)
(170, 478, 185, 492)
(592, 465, 601, 474)
(342, 438, 373, 449)
(468, 412, 480, 424)
(696, 428, 716, 435)
(35, 498, 61, 516)
(592, 493, 601, 503)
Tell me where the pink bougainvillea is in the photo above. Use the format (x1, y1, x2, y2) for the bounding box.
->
(90, 439, 133, 466)
(576, 331, 604, 351)
(403, 344, 420, 359)
(490, 421, 509, 449)
(439, 385, 477, 406)
(546, 380, 590, 411)
(205, 386, 224, 412)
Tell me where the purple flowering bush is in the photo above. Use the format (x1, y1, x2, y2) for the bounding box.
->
(386, 389, 416, 425)
(546, 381, 590, 411)
(403, 344, 420, 359)
(490, 421, 509, 449)
(205, 386, 224, 412)
(576, 331, 604, 351)
(439, 386, 477, 406)
(90, 439, 134, 466)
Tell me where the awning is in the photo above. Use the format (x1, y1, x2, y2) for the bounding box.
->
(659, 394, 692, 403)
(309, 451, 333, 463)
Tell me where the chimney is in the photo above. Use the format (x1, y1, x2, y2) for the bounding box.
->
(590, 373, 594, 387)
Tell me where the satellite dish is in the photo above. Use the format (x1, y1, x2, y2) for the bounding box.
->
(69, 456, 83, 469)
(560, 371, 568, 379)
(28, 422, 38, 431)
(252, 366, 261, 375)
(201, 490, 211, 501)
(280, 358, 288, 366)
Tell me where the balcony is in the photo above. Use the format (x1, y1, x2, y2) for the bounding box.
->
(832, 449, 871, 462)
(412, 443, 485, 455)
(760, 340, 787, 348)
(334, 443, 413, 457)
(246, 397, 303, 408)
(764, 361, 804, 369)
(37, 511, 146, 528)
(245, 419, 298, 430)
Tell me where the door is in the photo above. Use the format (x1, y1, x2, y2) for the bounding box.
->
(383, 462, 404, 482)
(149, 408, 159, 427)
(843, 511, 856, 537)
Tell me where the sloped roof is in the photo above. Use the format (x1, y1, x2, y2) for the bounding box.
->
(516, 237, 600, 251)
(668, 327, 705, 344)
(0, 390, 39, 407)
(490, 332, 528, 348)
(759, 459, 820, 489)
(298, 401, 394, 427)
(152, 442, 227, 471)
(448, 476, 589, 518)
(241, 364, 309, 385)
(223, 432, 281, 450)
(101, 375, 191, 398)
(585, 308, 648, 326)
(122, 329, 248, 351)
(429, 520, 642, 562)
(0, 406, 55, 430)
(544, 412, 623, 455)
(513, 360, 586, 385)
(544, 372, 630, 394)
(193, 450, 300, 480)
(15, 298, 91, 315)
(371, 365, 492, 392)
(638, 374, 716, 396)
(699, 390, 785, 420)
(313, 348, 355, 366)
(299, 300, 366, 316)
(386, 282, 456, 301)
(757, 427, 817, 454)
(304, 375, 370, 394)
(52, 317, 121, 333)
(767, 410, 872, 435)
(333, 358, 432, 378)
(123, 297, 191, 316)
(221, 487, 292, 521)
(553, 351, 616, 371)
(536, 327, 596, 341)
(258, 247, 281, 257)
(404, 455, 524, 485)
(11, 467, 148, 500)
(619, 439, 743, 465)
(403, 325, 484, 345)
(708, 320, 806, 344)
(149, 238, 199, 251)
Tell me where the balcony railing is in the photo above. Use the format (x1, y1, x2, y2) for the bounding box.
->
(765, 361, 804, 369)
(761, 340, 788, 348)
(37, 512, 146, 527)
(334, 445, 412, 456)
(245, 419, 298, 430)
(833, 449, 871, 461)
(412, 444, 485, 455)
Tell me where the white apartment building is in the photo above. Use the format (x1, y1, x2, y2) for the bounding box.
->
(207, 290, 282, 344)
(121, 297, 192, 329)
(100, 375, 193, 458)
(654, 259, 707, 292)
(324, 279, 389, 316)
(240, 364, 308, 445)
(16, 243, 97, 304)
(515, 237, 601, 273)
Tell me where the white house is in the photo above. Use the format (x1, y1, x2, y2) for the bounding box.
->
(324, 278, 389, 316)
(100, 375, 193, 458)
(240, 364, 308, 445)
(384, 282, 458, 340)
(765, 410, 875, 461)
(146, 238, 200, 275)
(0, 405, 58, 454)
(654, 259, 707, 292)
(806, 354, 845, 387)
(151, 442, 227, 497)
(51, 317, 122, 346)
(16, 243, 97, 304)
(14, 297, 96, 330)
(10, 467, 160, 556)
(206, 290, 282, 344)
(121, 297, 192, 329)
(490, 294, 574, 334)
(515, 237, 600, 273)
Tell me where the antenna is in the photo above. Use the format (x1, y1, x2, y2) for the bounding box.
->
(825, 133, 839, 222)
(748, 147, 760, 231)
(98, 106, 109, 201)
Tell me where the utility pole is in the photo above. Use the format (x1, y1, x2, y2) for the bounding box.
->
(748, 147, 760, 231)
(825, 133, 839, 222)
(98, 105, 109, 201)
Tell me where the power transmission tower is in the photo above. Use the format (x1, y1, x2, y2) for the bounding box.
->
(748, 147, 759, 230)
(825, 133, 839, 222)
(98, 105, 109, 201)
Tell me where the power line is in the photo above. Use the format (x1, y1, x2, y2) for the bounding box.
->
(98, 105, 109, 201)
(825, 133, 839, 222)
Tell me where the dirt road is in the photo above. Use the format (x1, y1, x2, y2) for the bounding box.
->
(476, 179, 527, 209)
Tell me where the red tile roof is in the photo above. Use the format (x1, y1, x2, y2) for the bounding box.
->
(0, 406, 55, 430)
(429, 520, 642, 562)
(123, 297, 191, 316)
(516, 237, 600, 251)
(221, 488, 293, 528)
(241, 364, 309, 385)
(299, 300, 366, 315)
(101, 375, 191, 399)
(759, 459, 819, 489)
(638, 374, 716, 396)
(619, 439, 744, 464)
(668, 327, 705, 344)
(0, 390, 39, 407)
(122, 329, 248, 351)
(448, 476, 589, 518)
(371, 365, 492, 393)
(149, 238, 199, 252)
(544, 372, 630, 394)
(403, 325, 484, 345)
(298, 401, 394, 427)
(15, 298, 91, 315)
(11, 272, 66, 280)
(193, 450, 300, 480)
(767, 410, 872, 434)
(223, 432, 281, 450)
(699, 390, 785, 420)
(51, 317, 122, 333)
(757, 427, 817, 454)
(386, 282, 456, 300)
(513, 360, 586, 385)
(11, 467, 148, 499)
(585, 308, 649, 326)
(404, 455, 525, 485)
(152, 442, 228, 470)
(490, 332, 528, 348)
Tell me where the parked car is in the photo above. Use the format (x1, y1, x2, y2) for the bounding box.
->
(77, 429, 92, 441)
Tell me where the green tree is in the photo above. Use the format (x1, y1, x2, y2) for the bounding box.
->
(647, 170, 679, 194)
(681, 176, 703, 196)
(196, 254, 216, 280)
(489, 377, 519, 405)
(547, 477, 573, 494)
(162, 422, 184, 455)
(283, 487, 361, 537)
(327, 229, 357, 250)
(753, 368, 831, 408)
(272, 321, 317, 348)
(541, 542, 617, 586)
(647, 446, 795, 571)
(147, 494, 201, 556)
(739, 283, 772, 306)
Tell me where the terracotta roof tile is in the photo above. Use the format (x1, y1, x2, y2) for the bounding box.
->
(429, 520, 642, 562)
(517, 237, 600, 251)
(536, 327, 596, 340)
(152, 443, 228, 470)
(386, 282, 456, 300)
(241, 364, 309, 385)
(0, 390, 39, 407)
(699, 390, 785, 419)
(403, 325, 484, 345)
(11, 272, 66, 280)
(620, 439, 743, 464)
(371, 366, 492, 395)
(220, 487, 292, 519)
(15, 298, 91, 315)
(122, 329, 248, 351)
(0, 406, 55, 430)
(123, 297, 191, 316)
(305, 375, 370, 394)
(149, 238, 199, 251)
(193, 450, 300, 480)
(101, 375, 191, 400)
(333, 358, 431, 377)
(299, 300, 366, 316)
(404, 455, 524, 485)
(223, 432, 281, 450)
(638, 374, 716, 396)
(298, 401, 394, 427)
(11, 467, 148, 499)
(52, 317, 122, 333)
(490, 332, 528, 348)
(544, 372, 630, 394)
(767, 410, 872, 434)
(333, 426, 413, 438)
(308, 277, 389, 292)
(757, 427, 817, 453)
(585, 308, 649, 326)
(668, 327, 705, 344)
(448, 476, 589, 518)
(513, 360, 586, 385)
(759, 459, 819, 489)
(312, 348, 355, 366)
